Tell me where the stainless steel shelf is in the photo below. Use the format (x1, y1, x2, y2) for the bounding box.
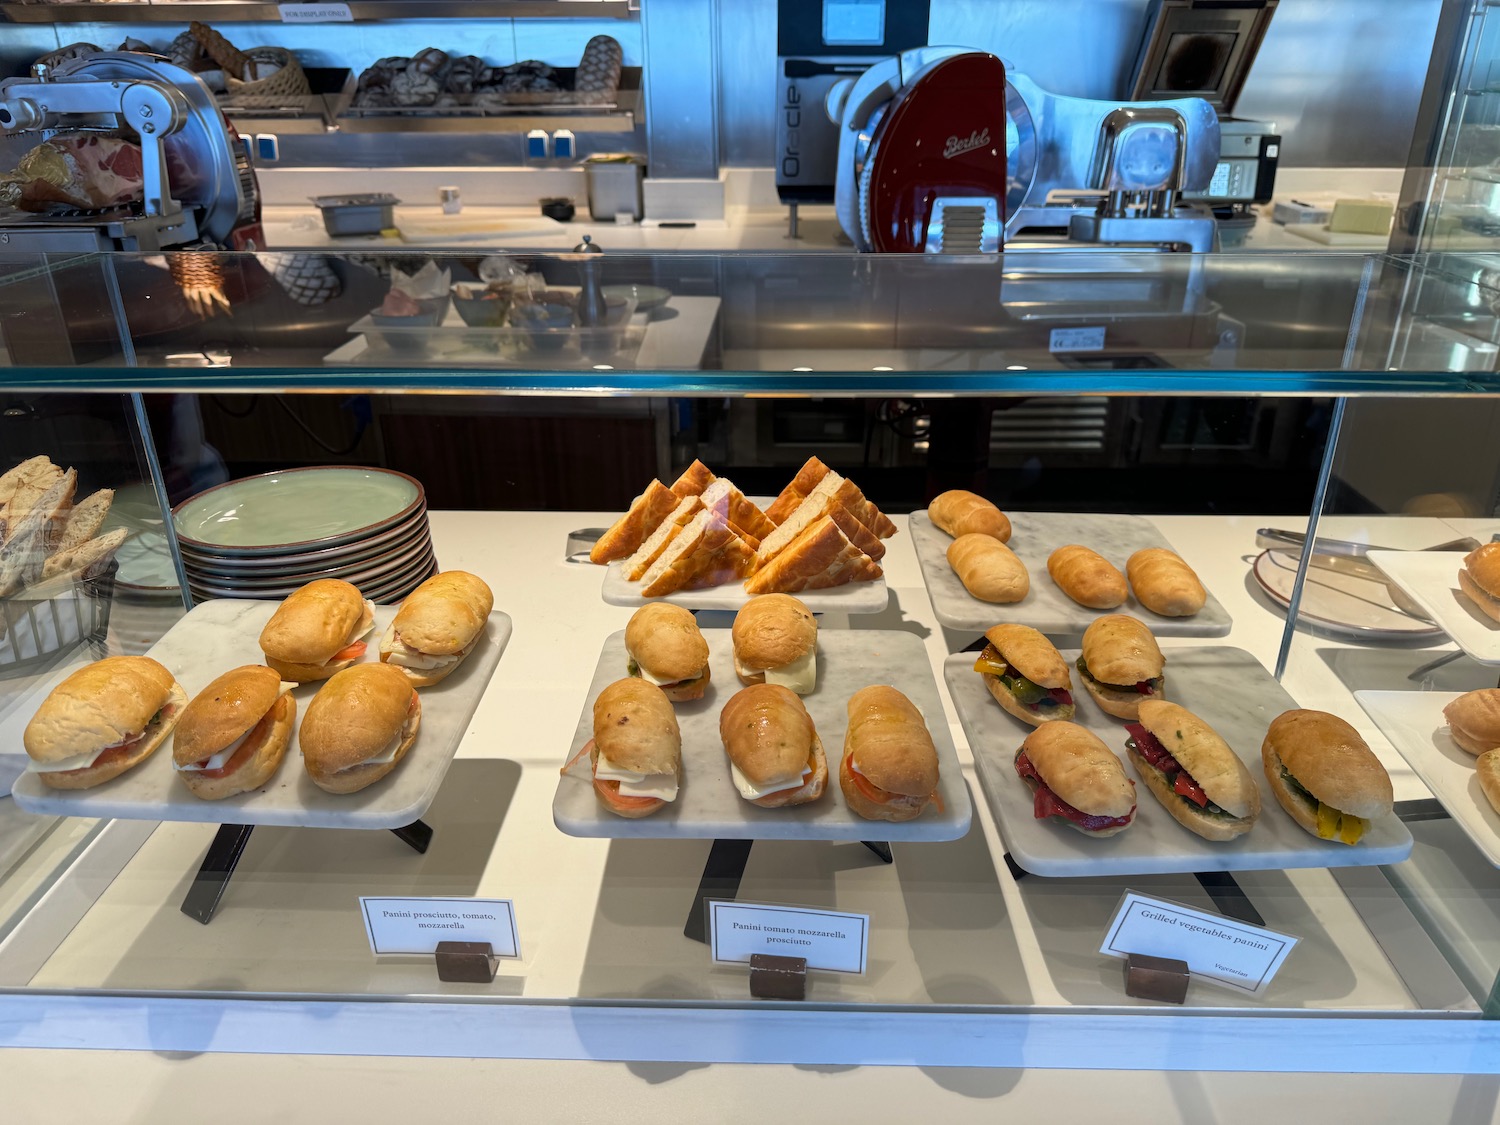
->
(336, 69, 638, 134)
(0, 0, 633, 23)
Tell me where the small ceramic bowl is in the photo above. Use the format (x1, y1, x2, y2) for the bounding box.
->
(509, 301, 577, 352)
(451, 283, 511, 327)
(603, 283, 671, 313)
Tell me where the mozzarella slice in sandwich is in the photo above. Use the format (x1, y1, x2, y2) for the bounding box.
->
(28, 693, 185, 774)
(594, 750, 679, 801)
(174, 682, 297, 772)
(764, 648, 816, 694)
(380, 622, 465, 671)
(730, 761, 811, 801)
(352, 599, 377, 643)
(338, 702, 420, 771)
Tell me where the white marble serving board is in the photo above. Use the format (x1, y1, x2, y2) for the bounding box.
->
(601, 562, 889, 615)
(10, 599, 511, 830)
(910, 510, 1232, 638)
(943, 646, 1412, 876)
(1356, 689, 1499, 867)
(553, 629, 971, 841)
(1369, 551, 1500, 665)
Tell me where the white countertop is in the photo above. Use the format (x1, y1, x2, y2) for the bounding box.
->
(261, 201, 1349, 255)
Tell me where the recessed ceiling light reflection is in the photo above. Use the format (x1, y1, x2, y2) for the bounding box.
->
(1007, 364, 1028, 371)
(593, 364, 614, 370)
(793, 366, 812, 371)
(873, 365, 893, 371)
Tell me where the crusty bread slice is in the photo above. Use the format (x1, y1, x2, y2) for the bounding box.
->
(589, 480, 678, 565)
(40, 527, 127, 582)
(744, 515, 882, 595)
(0, 457, 61, 544)
(0, 470, 76, 596)
(54, 488, 114, 555)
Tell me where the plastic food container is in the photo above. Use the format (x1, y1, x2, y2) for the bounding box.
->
(311, 193, 401, 237)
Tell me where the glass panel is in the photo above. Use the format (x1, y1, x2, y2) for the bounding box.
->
(0, 251, 1493, 394)
(0, 392, 188, 947)
(0, 386, 1468, 1030)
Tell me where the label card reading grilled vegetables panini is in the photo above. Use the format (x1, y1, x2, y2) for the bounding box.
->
(1099, 892, 1297, 996)
(709, 901, 868, 974)
(278, 3, 353, 22)
(360, 897, 520, 958)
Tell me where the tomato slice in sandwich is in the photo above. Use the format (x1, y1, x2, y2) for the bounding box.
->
(332, 640, 367, 662)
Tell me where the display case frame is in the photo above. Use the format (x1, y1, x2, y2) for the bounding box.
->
(0, 248, 1499, 1072)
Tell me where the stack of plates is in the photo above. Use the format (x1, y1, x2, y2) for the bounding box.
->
(173, 467, 438, 605)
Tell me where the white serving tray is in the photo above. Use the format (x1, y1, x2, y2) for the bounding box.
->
(943, 645, 1413, 876)
(1368, 550, 1500, 665)
(1356, 689, 1500, 867)
(10, 599, 511, 830)
(601, 561, 889, 615)
(910, 510, 1232, 637)
(553, 629, 971, 841)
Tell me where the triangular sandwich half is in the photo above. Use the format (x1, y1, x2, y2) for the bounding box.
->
(621, 494, 702, 581)
(640, 506, 757, 597)
(744, 515, 883, 595)
(590, 480, 678, 564)
(764, 456, 833, 525)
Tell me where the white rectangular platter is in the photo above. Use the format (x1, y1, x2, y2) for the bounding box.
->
(943, 645, 1412, 876)
(910, 510, 1231, 637)
(10, 599, 511, 830)
(1368, 551, 1500, 666)
(1355, 689, 1500, 867)
(553, 629, 971, 841)
(601, 561, 889, 615)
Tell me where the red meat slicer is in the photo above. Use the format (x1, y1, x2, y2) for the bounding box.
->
(827, 46, 1222, 254)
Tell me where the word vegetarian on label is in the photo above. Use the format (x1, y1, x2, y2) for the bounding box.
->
(709, 901, 868, 974)
(1099, 891, 1298, 996)
(360, 896, 520, 957)
(278, 3, 354, 22)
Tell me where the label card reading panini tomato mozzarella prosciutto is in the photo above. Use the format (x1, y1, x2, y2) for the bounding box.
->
(709, 901, 868, 973)
(1099, 892, 1297, 996)
(360, 896, 520, 958)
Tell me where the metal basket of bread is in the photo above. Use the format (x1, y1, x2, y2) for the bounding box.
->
(0, 456, 128, 678)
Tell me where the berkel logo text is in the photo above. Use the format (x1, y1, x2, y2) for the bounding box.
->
(943, 128, 990, 159)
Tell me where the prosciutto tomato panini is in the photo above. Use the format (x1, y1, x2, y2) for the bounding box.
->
(172, 665, 297, 800)
(574, 678, 681, 819)
(260, 578, 377, 683)
(24, 656, 186, 790)
(841, 685, 941, 822)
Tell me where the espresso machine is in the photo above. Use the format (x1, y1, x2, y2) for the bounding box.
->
(774, 0, 931, 209)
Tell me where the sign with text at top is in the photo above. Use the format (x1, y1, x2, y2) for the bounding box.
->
(709, 901, 868, 974)
(360, 897, 520, 957)
(279, 2, 353, 22)
(1099, 891, 1297, 996)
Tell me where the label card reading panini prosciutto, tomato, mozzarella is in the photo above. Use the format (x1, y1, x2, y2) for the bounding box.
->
(709, 901, 869, 974)
(1099, 891, 1297, 996)
(360, 896, 520, 958)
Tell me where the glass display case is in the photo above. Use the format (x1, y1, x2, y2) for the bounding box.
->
(1, 247, 1500, 1071)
